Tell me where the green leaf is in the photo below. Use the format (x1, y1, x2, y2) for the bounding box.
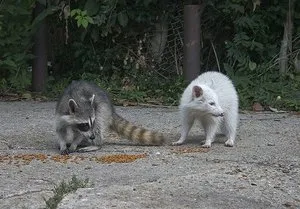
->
(77, 18, 82, 28)
(70, 9, 79, 17)
(82, 18, 89, 28)
(84, 0, 99, 16)
(75, 15, 81, 20)
(117, 11, 128, 27)
(86, 16, 94, 24)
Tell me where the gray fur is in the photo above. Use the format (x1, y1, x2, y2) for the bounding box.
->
(55, 80, 114, 154)
(56, 80, 164, 155)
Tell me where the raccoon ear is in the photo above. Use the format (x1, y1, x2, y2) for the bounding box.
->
(68, 99, 78, 114)
(192, 86, 203, 98)
(89, 94, 95, 105)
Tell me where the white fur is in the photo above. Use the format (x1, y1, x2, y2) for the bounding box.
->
(173, 71, 239, 147)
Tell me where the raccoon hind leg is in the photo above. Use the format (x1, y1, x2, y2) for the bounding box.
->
(94, 105, 113, 145)
(172, 108, 195, 146)
(223, 110, 238, 147)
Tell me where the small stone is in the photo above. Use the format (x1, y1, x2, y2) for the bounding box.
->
(213, 159, 220, 163)
(283, 202, 294, 207)
(252, 102, 264, 111)
(282, 169, 290, 173)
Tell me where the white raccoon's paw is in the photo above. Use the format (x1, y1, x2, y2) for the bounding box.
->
(172, 139, 185, 146)
(201, 139, 212, 148)
(225, 139, 234, 147)
(201, 143, 212, 148)
(172, 142, 183, 146)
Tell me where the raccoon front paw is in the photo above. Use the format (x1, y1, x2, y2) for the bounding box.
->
(60, 149, 69, 155)
(225, 139, 234, 147)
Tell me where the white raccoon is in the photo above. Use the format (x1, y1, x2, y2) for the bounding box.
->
(172, 71, 239, 147)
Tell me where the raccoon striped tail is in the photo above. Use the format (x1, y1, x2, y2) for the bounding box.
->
(112, 113, 164, 145)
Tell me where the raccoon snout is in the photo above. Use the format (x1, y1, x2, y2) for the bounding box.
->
(89, 134, 95, 140)
(213, 112, 224, 117)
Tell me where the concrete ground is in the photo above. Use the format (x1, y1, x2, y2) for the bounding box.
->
(0, 101, 299, 209)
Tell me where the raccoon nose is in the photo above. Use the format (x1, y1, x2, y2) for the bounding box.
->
(219, 112, 224, 117)
(90, 134, 95, 140)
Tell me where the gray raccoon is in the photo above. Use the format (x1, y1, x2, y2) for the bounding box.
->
(55, 80, 164, 154)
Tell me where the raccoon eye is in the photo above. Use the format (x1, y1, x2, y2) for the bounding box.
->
(209, 102, 215, 106)
(77, 123, 90, 132)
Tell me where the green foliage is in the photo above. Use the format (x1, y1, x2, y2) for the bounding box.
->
(71, 9, 94, 28)
(0, 1, 35, 91)
(77, 71, 186, 105)
(226, 63, 300, 110)
(71, 0, 162, 39)
(44, 175, 91, 209)
(1, 0, 300, 110)
(203, 0, 300, 110)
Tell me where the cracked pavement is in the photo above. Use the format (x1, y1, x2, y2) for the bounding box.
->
(0, 101, 299, 209)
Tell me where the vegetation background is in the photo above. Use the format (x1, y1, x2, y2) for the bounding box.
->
(0, 0, 299, 110)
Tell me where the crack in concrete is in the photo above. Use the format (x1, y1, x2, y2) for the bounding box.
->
(0, 189, 52, 199)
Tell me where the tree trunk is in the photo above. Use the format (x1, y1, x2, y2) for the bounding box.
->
(279, 0, 294, 74)
(183, 1, 205, 82)
(150, 16, 168, 64)
(32, 1, 48, 92)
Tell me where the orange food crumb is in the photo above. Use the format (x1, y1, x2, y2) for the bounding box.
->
(95, 153, 147, 164)
(0, 153, 147, 165)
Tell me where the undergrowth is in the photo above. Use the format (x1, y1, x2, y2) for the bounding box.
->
(46, 70, 300, 111)
(44, 175, 91, 209)
(47, 71, 187, 106)
(231, 72, 300, 111)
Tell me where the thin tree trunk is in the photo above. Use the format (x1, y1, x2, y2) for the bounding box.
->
(279, 0, 294, 74)
(32, 1, 48, 92)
